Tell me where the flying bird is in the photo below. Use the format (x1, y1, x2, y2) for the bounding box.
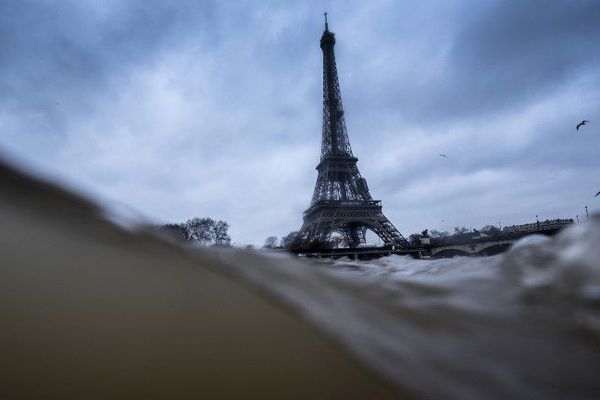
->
(576, 120, 589, 131)
(439, 154, 447, 158)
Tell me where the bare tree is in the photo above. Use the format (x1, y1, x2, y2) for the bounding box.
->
(454, 226, 469, 235)
(280, 231, 301, 249)
(185, 217, 214, 245)
(408, 233, 422, 246)
(157, 223, 188, 241)
(263, 236, 278, 249)
(158, 217, 232, 247)
(211, 220, 232, 247)
(430, 230, 450, 238)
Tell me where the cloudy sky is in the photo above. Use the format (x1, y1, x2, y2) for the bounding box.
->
(1, 0, 600, 245)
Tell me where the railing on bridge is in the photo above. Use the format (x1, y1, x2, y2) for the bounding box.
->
(293, 218, 575, 260)
(501, 218, 574, 234)
(428, 218, 574, 247)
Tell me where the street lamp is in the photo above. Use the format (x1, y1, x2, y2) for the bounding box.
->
(576, 214, 579, 223)
(585, 206, 589, 220)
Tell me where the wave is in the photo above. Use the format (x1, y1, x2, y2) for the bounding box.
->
(2, 158, 599, 399)
(211, 221, 600, 400)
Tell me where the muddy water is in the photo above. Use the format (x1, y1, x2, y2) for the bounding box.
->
(2, 160, 600, 399)
(212, 224, 600, 400)
(0, 161, 402, 400)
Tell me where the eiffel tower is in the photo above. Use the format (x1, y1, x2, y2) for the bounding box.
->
(299, 14, 408, 249)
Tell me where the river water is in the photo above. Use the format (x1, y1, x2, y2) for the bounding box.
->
(3, 158, 599, 399)
(212, 220, 600, 400)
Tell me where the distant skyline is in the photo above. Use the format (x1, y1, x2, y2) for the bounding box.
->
(1, 0, 600, 245)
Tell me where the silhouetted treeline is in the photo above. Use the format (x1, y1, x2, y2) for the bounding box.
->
(408, 225, 503, 246)
(157, 217, 231, 247)
(406, 221, 578, 248)
(264, 231, 342, 251)
(272, 224, 504, 250)
(263, 236, 278, 249)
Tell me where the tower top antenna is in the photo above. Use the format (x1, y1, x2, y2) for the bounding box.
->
(324, 12, 328, 31)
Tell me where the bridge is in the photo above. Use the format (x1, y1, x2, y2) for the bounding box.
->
(421, 218, 573, 258)
(295, 218, 574, 260)
(428, 239, 515, 257)
(297, 246, 420, 260)
(297, 242, 511, 260)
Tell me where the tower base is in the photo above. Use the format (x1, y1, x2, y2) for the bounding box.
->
(299, 200, 408, 248)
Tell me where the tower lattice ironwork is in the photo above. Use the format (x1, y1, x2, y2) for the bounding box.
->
(299, 14, 408, 248)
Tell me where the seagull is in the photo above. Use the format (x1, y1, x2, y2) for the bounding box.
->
(439, 154, 447, 158)
(576, 120, 589, 131)
(595, 191, 600, 198)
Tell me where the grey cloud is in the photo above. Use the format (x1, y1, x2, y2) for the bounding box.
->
(336, 1, 600, 124)
(438, 0, 600, 117)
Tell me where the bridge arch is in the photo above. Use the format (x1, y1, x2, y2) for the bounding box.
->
(432, 248, 471, 258)
(475, 243, 512, 256)
(430, 239, 516, 258)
